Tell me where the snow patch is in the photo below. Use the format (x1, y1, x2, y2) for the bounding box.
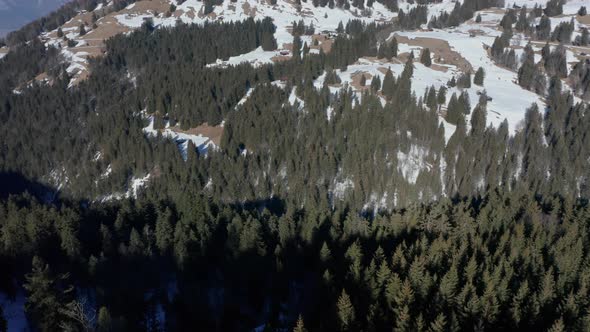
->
(332, 178, 354, 200)
(207, 47, 279, 68)
(397, 145, 430, 184)
(143, 116, 216, 160)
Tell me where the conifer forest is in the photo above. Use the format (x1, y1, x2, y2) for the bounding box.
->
(1, 0, 590, 330)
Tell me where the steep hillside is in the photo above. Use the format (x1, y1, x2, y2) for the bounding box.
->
(1, 0, 590, 331)
(0, 0, 588, 207)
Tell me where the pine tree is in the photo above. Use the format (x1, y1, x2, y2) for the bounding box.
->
(447, 76, 456, 87)
(345, 240, 363, 282)
(391, 37, 398, 57)
(376, 260, 392, 289)
(97, 307, 113, 332)
(439, 265, 458, 302)
(293, 315, 307, 332)
(515, 6, 529, 32)
(395, 305, 411, 332)
(24, 257, 69, 331)
(382, 68, 395, 99)
(428, 313, 447, 332)
(545, 0, 564, 16)
(378, 43, 387, 59)
(320, 241, 332, 263)
(491, 36, 505, 59)
(292, 35, 302, 62)
(420, 48, 432, 67)
(370, 75, 381, 92)
(578, 28, 589, 46)
(537, 15, 551, 40)
(79, 24, 86, 36)
(471, 102, 487, 135)
(337, 289, 355, 330)
(156, 207, 174, 255)
(457, 72, 471, 89)
(475, 13, 482, 23)
(547, 317, 565, 332)
(474, 67, 485, 86)
(518, 44, 536, 90)
(437, 86, 447, 105)
(359, 74, 366, 87)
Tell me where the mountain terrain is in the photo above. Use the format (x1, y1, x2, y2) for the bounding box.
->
(0, 0, 590, 330)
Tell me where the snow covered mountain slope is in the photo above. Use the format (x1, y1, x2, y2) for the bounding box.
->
(1, 0, 589, 198)
(4, 0, 582, 134)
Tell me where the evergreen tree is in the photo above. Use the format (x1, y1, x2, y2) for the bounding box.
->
(292, 35, 302, 62)
(429, 313, 447, 332)
(359, 74, 367, 87)
(457, 72, 471, 89)
(474, 67, 485, 86)
(437, 86, 447, 105)
(293, 315, 307, 332)
(23, 257, 69, 331)
(537, 15, 551, 40)
(577, 28, 589, 46)
(518, 43, 544, 92)
(320, 241, 332, 263)
(391, 37, 398, 57)
(420, 48, 432, 67)
(337, 289, 355, 330)
(370, 75, 382, 92)
(97, 307, 113, 332)
(544, 0, 564, 16)
(515, 6, 529, 32)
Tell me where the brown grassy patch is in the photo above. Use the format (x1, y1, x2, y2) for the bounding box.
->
(430, 64, 449, 72)
(467, 29, 486, 36)
(170, 123, 224, 146)
(483, 8, 507, 15)
(377, 67, 390, 75)
(578, 14, 590, 25)
(271, 55, 292, 62)
(35, 72, 49, 82)
(123, 0, 170, 15)
(310, 34, 334, 53)
(394, 34, 473, 72)
(70, 68, 90, 86)
(242, 2, 258, 17)
(350, 71, 372, 90)
(361, 56, 405, 66)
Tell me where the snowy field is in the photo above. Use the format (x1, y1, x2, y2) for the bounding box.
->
(207, 46, 280, 68)
(143, 116, 217, 159)
(397, 28, 545, 133)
